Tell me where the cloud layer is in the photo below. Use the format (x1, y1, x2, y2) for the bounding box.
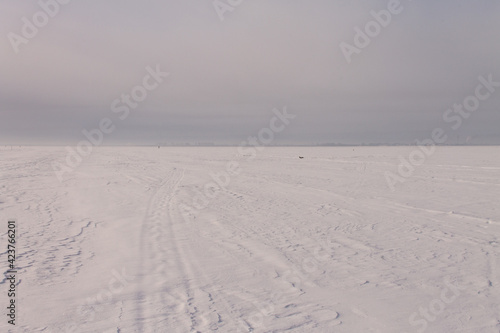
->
(1, 0, 499, 145)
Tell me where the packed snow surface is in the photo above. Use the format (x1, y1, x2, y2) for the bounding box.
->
(1, 146, 499, 332)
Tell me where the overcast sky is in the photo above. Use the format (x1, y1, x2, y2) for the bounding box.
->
(1, 0, 499, 145)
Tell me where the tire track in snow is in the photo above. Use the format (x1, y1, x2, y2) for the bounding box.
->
(134, 167, 189, 332)
(148, 170, 251, 332)
(133, 167, 231, 332)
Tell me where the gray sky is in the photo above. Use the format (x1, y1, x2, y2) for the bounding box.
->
(1, 0, 499, 145)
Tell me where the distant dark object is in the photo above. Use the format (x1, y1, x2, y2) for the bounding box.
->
(299, 156, 304, 159)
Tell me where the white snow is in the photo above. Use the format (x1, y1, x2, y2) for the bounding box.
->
(1, 146, 499, 333)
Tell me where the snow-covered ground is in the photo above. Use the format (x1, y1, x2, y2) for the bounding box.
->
(1, 146, 499, 333)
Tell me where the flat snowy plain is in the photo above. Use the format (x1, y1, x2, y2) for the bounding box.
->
(1, 146, 499, 333)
